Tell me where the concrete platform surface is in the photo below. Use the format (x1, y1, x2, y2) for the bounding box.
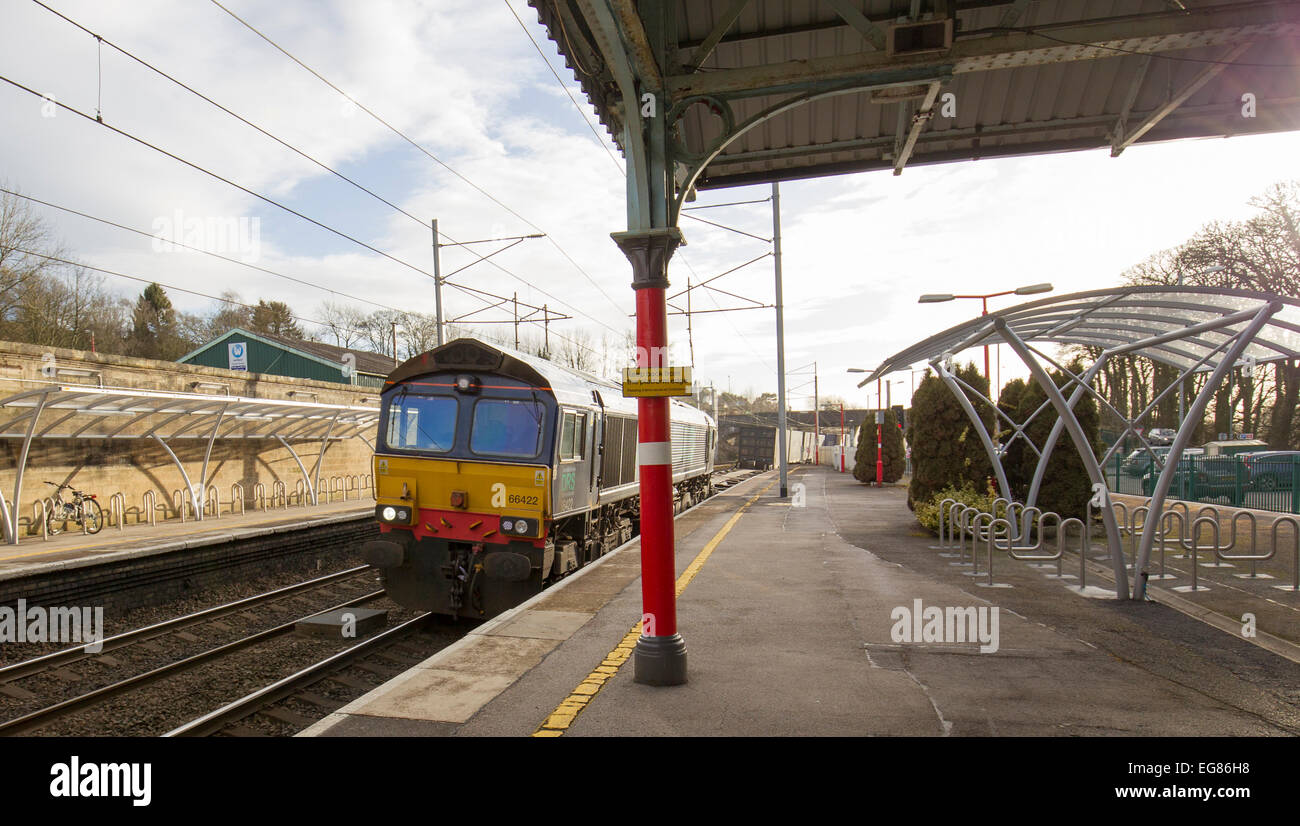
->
(304, 467, 1300, 737)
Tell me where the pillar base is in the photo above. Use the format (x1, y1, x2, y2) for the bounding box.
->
(633, 633, 687, 686)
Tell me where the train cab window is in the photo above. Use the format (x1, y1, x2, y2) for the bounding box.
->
(559, 411, 586, 461)
(384, 394, 456, 452)
(470, 398, 546, 459)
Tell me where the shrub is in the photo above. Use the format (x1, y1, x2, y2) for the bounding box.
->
(906, 364, 994, 509)
(913, 482, 994, 534)
(853, 407, 906, 483)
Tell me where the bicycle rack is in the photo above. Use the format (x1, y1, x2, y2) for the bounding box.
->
(1061, 517, 1090, 590)
(1271, 516, 1300, 592)
(952, 505, 977, 566)
(1209, 511, 1261, 576)
(294, 480, 307, 507)
(206, 485, 220, 519)
(966, 511, 998, 576)
(252, 482, 266, 511)
(172, 489, 188, 523)
(32, 498, 50, 540)
(272, 480, 287, 509)
(1183, 515, 1221, 592)
(930, 498, 959, 551)
(1152, 509, 1186, 581)
(981, 516, 1014, 587)
(230, 483, 246, 516)
(142, 490, 158, 526)
(1004, 507, 1069, 577)
(109, 492, 125, 531)
(991, 498, 1022, 542)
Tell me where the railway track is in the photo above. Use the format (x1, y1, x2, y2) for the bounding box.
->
(166, 613, 436, 736)
(0, 565, 376, 684)
(0, 588, 389, 736)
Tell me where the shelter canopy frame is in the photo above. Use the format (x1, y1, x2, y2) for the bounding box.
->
(0, 384, 380, 545)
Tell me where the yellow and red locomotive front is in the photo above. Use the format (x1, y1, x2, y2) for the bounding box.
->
(361, 341, 559, 619)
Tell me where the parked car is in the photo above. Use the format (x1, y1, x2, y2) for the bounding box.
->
(1142, 455, 1240, 500)
(1122, 446, 1203, 478)
(1244, 451, 1300, 490)
(1146, 427, 1176, 445)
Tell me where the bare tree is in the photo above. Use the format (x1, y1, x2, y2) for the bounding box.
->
(0, 187, 64, 327)
(315, 300, 370, 348)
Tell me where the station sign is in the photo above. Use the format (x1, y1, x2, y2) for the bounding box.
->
(228, 342, 248, 371)
(621, 366, 692, 397)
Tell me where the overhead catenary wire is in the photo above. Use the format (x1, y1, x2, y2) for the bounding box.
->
(0, 75, 614, 354)
(681, 211, 772, 243)
(206, 0, 628, 319)
(23, 1, 625, 340)
(1, 186, 415, 317)
(500, 0, 625, 176)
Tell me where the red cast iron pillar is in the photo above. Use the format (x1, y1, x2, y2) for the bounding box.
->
(613, 227, 686, 686)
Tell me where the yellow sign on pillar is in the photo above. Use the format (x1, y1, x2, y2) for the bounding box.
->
(621, 366, 693, 397)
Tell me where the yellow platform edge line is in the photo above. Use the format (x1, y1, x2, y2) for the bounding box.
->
(532, 480, 776, 737)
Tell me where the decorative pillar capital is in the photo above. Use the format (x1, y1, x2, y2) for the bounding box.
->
(611, 227, 685, 290)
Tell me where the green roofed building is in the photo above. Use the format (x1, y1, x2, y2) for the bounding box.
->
(178, 328, 393, 388)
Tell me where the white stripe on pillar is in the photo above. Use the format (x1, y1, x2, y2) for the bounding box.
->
(638, 441, 672, 466)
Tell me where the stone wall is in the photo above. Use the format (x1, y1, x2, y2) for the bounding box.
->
(0, 341, 379, 536)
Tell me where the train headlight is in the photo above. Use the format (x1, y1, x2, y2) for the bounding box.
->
(376, 505, 412, 525)
(504, 516, 537, 537)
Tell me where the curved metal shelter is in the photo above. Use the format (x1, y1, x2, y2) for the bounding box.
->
(862, 286, 1300, 379)
(0, 384, 380, 545)
(860, 286, 1294, 599)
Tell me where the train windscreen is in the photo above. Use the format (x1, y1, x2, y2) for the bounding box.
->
(470, 398, 546, 459)
(384, 393, 457, 452)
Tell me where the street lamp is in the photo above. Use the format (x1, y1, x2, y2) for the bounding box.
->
(918, 283, 1053, 381)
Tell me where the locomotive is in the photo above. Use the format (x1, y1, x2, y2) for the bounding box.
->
(361, 337, 716, 619)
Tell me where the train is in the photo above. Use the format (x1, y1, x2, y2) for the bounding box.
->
(726, 421, 821, 469)
(360, 337, 716, 619)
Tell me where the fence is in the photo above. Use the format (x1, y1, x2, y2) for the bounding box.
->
(1107, 452, 1300, 515)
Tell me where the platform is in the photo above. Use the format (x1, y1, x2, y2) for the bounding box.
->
(304, 466, 1300, 737)
(0, 499, 372, 584)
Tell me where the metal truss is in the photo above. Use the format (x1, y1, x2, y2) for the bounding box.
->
(881, 289, 1295, 600)
(0, 385, 378, 545)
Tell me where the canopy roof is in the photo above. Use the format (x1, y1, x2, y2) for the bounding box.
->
(0, 385, 380, 442)
(531, 0, 1300, 190)
(860, 286, 1300, 383)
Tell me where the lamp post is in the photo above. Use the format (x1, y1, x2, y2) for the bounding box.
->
(918, 283, 1054, 382)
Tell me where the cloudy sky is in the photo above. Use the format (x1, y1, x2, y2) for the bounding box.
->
(2, 0, 1296, 410)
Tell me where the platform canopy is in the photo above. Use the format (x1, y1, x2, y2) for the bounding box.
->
(532, 0, 1300, 201)
(0, 384, 380, 544)
(0, 385, 380, 442)
(858, 286, 1300, 382)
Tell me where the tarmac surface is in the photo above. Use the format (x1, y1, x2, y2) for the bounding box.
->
(305, 466, 1300, 737)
